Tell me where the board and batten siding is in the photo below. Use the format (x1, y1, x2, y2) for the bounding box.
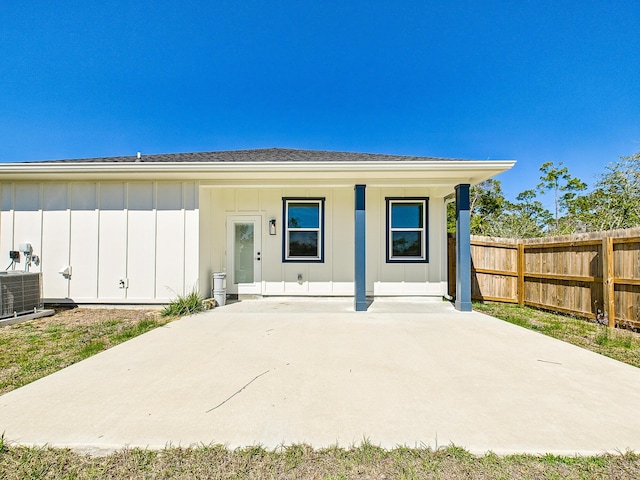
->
(200, 186, 447, 297)
(366, 187, 446, 296)
(0, 181, 199, 303)
(201, 186, 355, 296)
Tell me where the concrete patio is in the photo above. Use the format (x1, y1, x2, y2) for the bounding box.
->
(1, 298, 639, 456)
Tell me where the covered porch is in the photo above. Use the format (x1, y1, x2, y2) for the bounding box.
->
(197, 171, 483, 312)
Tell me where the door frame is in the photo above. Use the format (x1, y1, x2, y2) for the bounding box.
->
(226, 214, 262, 295)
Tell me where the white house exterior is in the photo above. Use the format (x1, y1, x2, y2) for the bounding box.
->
(0, 148, 514, 309)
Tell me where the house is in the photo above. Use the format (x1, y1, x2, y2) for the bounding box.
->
(0, 148, 515, 311)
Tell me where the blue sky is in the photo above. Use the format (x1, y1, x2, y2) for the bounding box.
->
(1, 1, 639, 204)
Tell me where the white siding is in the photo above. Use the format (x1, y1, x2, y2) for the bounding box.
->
(198, 188, 213, 297)
(155, 183, 184, 299)
(367, 187, 444, 296)
(199, 185, 446, 297)
(42, 184, 70, 299)
(184, 183, 199, 295)
(127, 183, 156, 300)
(98, 183, 127, 300)
(331, 187, 356, 295)
(13, 184, 42, 277)
(0, 185, 15, 269)
(1, 179, 447, 302)
(260, 189, 284, 294)
(69, 183, 99, 300)
(0, 181, 199, 303)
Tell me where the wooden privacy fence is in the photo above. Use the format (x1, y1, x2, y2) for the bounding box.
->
(448, 228, 640, 329)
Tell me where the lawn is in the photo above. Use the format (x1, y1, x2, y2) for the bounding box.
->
(1, 440, 639, 480)
(0, 308, 173, 395)
(473, 302, 640, 368)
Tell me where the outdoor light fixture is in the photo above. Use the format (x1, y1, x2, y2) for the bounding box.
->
(269, 218, 277, 235)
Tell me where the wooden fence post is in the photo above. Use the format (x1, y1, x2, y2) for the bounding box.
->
(602, 236, 616, 328)
(517, 242, 525, 306)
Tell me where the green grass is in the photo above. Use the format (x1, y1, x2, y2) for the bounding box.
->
(161, 289, 207, 317)
(474, 302, 640, 368)
(0, 443, 638, 479)
(0, 309, 173, 395)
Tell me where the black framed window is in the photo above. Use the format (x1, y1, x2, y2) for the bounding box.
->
(386, 197, 428, 263)
(283, 198, 325, 262)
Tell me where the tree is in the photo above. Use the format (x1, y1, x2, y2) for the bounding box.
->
(481, 190, 552, 238)
(572, 152, 640, 231)
(447, 180, 554, 238)
(449, 153, 640, 238)
(446, 179, 507, 235)
(537, 161, 587, 233)
(469, 179, 506, 235)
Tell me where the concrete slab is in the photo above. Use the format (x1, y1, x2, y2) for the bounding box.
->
(1, 299, 639, 455)
(0, 308, 55, 328)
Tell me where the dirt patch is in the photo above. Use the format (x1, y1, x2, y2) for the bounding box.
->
(32, 307, 162, 329)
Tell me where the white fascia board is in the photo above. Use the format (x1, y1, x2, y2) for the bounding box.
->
(0, 160, 516, 182)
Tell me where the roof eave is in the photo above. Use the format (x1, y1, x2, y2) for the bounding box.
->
(0, 160, 516, 184)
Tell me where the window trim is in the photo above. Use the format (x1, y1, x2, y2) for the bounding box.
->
(282, 197, 325, 263)
(385, 197, 429, 263)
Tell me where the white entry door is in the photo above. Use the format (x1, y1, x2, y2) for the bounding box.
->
(227, 215, 262, 294)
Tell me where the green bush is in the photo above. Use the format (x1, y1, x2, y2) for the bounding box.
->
(161, 290, 206, 317)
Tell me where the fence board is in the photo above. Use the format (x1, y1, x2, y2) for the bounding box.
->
(603, 237, 615, 327)
(448, 228, 640, 329)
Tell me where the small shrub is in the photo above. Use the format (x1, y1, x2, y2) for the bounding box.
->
(161, 290, 206, 317)
(595, 328, 610, 346)
(619, 333, 634, 349)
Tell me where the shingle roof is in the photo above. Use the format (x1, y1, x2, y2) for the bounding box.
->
(32, 148, 469, 164)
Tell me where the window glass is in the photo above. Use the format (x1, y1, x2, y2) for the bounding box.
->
(392, 231, 422, 257)
(234, 223, 254, 284)
(283, 198, 324, 262)
(288, 231, 318, 257)
(391, 203, 423, 228)
(288, 203, 319, 228)
(386, 198, 428, 262)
